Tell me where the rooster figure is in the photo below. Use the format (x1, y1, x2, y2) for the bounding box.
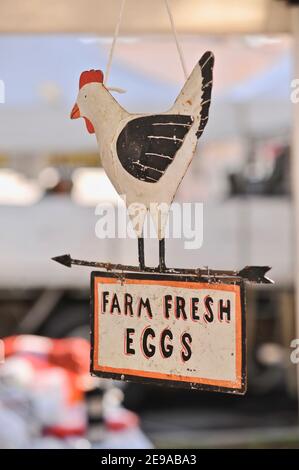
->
(71, 51, 214, 271)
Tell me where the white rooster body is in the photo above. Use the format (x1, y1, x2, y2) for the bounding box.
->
(71, 52, 214, 268)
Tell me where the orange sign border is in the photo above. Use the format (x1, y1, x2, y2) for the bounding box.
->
(91, 272, 246, 394)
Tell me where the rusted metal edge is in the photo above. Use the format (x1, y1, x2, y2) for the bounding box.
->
(52, 254, 273, 285)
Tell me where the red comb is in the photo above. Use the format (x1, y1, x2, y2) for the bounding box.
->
(79, 70, 104, 89)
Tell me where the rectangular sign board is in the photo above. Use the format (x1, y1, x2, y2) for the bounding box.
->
(91, 271, 246, 394)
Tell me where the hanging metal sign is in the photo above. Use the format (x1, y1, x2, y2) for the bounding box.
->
(53, 5, 274, 396)
(90, 271, 246, 394)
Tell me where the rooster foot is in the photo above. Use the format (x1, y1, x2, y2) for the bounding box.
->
(158, 239, 166, 272)
(138, 236, 145, 271)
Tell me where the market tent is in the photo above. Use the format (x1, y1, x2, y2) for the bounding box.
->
(0, 36, 292, 153)
(208, 52, 292, 141)
(0, 35, 179, 153)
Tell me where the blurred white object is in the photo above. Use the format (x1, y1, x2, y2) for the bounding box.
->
(96, 387, 153, 449)
(38, 167, 60, 189)
(0, 406, 29, 449)
(256, 342, 286, 366)
(0, 169, 43, 205)
(38, 81, 62, 105)
(94, 427, 153, 449)
(95, 406, 153, 449)
(0, 355, 87, 448)
(71, 168, 123, 206)
(0, 356, 152, 449)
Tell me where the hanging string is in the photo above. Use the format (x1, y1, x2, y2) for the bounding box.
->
(104, 0, 126, 85)
(104, 0, 188, 89)
(164, 0, 188, 80)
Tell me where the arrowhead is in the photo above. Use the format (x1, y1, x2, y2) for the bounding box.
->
(51, 254, 72, 268)
(238, 266, 273, 284)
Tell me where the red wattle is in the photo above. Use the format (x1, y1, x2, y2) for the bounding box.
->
(84, 118, 95, 134)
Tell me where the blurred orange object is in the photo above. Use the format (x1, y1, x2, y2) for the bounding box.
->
(3, 335, 91, 437)
(4, 335, 89, 375)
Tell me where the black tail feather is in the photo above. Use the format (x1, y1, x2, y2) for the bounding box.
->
(196, 51, 214, 139)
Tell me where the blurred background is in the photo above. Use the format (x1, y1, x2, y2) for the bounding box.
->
(1, 0, 299, 449)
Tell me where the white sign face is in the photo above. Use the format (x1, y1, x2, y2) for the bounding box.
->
(91, 272, 246, 394)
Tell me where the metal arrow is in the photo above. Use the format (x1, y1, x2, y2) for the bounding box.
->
(52, 254, 273, 284)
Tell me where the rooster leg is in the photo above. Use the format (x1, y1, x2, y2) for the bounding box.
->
(138, 236, 145, 271)
(159, 239, 166, 272)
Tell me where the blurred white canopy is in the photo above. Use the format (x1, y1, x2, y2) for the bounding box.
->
(0, 0, 294, 153)
(0, 34, 292, 153)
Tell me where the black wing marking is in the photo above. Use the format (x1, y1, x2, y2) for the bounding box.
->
(116, 114, 193, 183)
(196, 51, 214, 138)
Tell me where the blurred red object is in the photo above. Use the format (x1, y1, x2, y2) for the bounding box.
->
(3, 335, 91, 438)
(105, 408, 139, 432)
(4, 335, 89, 375)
